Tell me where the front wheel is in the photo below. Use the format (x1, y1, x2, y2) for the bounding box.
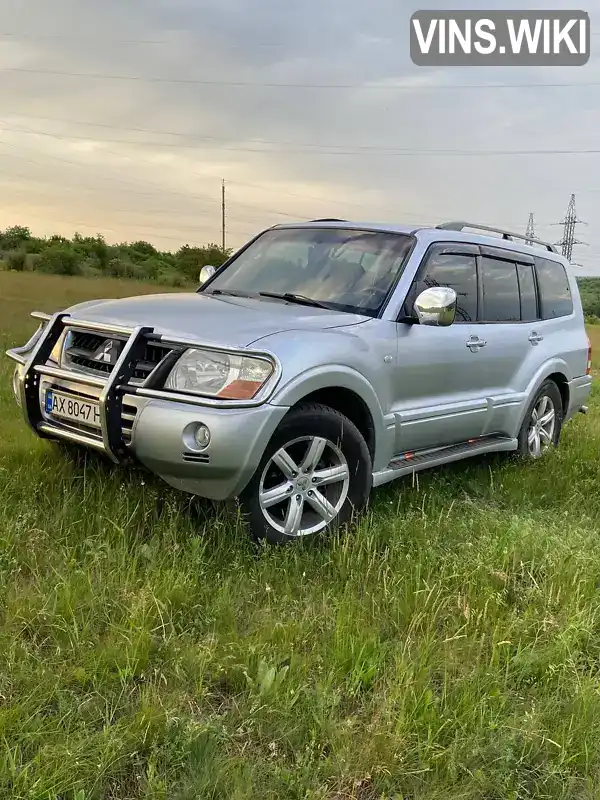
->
(515, 380, 563, 460)
(239, 403, 372, 544)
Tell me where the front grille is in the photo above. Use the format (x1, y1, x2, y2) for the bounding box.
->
(62, 330, 173, 384)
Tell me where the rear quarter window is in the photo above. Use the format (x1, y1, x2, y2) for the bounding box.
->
(535, 257, 573, 319)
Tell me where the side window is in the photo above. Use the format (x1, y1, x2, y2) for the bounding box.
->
(413, 251, 478, 323)
(535, 257, 573, 319)
(517, 263, 539, 322)
(481, 257, 520, 322)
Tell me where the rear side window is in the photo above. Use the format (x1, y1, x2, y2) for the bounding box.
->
(535, 257, 573, 319)
(480, 257, 520, 322)
(415, 251, 478, 323)
(517, 263, 539, 321)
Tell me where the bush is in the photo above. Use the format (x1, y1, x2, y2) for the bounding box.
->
(37, 244, 81, 276)
(78, 256, 104, 278)
(140, 256, 174, 280)
(175, 244, 230, 282)
(0, 225, 31, 251)
(156, 268, 187, 287)
(105, 257, 132, 279)
(4, 250, 27, 271)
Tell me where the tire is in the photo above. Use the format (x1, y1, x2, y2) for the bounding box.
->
(515, 380, 563, 460)
(239, 403, 372, 545)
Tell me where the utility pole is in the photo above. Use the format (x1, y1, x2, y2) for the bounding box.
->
(554, 193, 586, 263)
(221, 179, 226, 252)
(525, 212, 536, 245)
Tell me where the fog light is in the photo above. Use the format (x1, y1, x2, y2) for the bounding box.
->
(194, 424, 211, 449)
(12, 367, 22, 407)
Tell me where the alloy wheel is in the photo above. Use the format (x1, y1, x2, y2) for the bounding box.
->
(527, 395, 556, 458)
(258, 435, 350, 537)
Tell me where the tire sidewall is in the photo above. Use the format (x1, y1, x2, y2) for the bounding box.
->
(517, 380, 563, 458)
(240, 405, 372, 544)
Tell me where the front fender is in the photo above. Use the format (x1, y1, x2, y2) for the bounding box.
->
(269, 364, 390, 471)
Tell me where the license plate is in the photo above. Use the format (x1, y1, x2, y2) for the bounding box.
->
(45, 389, 101, 428)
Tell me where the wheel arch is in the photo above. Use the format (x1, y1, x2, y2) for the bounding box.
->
(516, 364, 571, 433)
(270, 367, 387, 467)
(545, 371, 570, 416)
(288, 387, 376, 461)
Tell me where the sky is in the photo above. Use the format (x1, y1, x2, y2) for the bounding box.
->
(0, 0, 598, 273)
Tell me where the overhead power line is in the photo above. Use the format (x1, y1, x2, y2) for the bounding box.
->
(0, 32, 170, 44)
(2, 31, 600, 44)
(3, 111, 600, 156)
(3, 123, 600, 157)
(2, 67, 599, 90)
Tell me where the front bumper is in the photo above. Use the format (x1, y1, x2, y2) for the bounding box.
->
(7, 312, 288, 500)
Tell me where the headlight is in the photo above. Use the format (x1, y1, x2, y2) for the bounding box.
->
(165, 348, 275, 400)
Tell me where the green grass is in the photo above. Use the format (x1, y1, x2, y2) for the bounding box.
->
(2, 271, 600, 799)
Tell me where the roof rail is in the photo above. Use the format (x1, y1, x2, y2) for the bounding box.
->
(436, 221, 557, 253)
(309, 218, 346, 222)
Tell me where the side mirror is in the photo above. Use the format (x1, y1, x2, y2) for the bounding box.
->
(199, 265, 216, 285)
(414, 286, 457, 327)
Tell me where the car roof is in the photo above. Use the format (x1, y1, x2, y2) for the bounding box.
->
(270, 219, 564, 262)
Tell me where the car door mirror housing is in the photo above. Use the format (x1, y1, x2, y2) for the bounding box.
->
(199, 265, 216, 286)
(414, 286, 457, 327)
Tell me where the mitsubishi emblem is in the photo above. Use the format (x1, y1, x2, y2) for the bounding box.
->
(95, 340, 117, 364)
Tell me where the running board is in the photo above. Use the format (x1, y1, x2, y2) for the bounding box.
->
(372, 435, 518, 488)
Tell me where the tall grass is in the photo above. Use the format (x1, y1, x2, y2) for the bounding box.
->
(1, 272, 600, 799)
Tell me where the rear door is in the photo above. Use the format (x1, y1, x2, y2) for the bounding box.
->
(475, 245, 545, 436)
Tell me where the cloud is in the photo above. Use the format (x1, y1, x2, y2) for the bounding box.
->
(0, 0, 596, 273)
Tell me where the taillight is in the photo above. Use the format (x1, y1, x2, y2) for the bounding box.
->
(587, 336, 592, 375)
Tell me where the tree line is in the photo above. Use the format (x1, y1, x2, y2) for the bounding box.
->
(3, 225, 600, 318)
(576, 278, 600, 323)
(0, 225, 232, 286)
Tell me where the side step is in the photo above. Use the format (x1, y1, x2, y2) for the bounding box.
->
(372, 435, 518, 488)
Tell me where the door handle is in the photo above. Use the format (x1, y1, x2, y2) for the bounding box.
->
(466, 336, 487, 352)
(529, 332, 544, 345)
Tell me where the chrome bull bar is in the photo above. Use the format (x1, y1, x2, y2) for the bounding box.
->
(7, 312, 153, 464)
(6, 310, 283, 461)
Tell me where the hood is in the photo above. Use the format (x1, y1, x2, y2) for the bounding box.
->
(66, 291, 370, 348)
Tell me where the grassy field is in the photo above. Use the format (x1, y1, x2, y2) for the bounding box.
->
(2, 272, 600, 799)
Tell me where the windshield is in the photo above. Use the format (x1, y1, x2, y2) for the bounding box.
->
(204, 227, 414, 316)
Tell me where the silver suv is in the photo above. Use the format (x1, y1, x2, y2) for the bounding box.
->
(7, 220, 592, 544)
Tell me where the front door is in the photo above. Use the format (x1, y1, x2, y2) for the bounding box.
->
(391, 243, 493, 453)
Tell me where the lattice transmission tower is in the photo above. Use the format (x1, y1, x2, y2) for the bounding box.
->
(525, 213, 536, 245)
(554, 193, 587, 263)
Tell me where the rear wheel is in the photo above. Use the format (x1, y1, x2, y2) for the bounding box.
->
(516, 380, 563, 459)
(239, 403, 372, 544)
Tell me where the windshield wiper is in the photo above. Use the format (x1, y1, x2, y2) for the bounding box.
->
(257, 292, 332, 310)
(209, 289, 253, 298)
